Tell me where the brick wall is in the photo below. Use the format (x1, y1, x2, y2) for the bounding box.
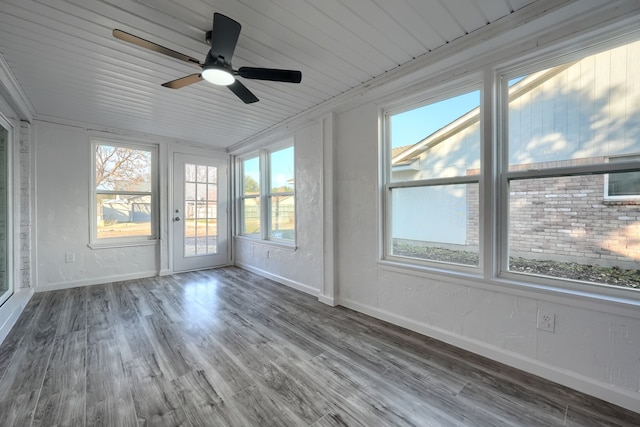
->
(465, 166, 640, 268)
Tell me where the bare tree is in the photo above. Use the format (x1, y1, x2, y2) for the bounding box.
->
(96, 145, 151, 191)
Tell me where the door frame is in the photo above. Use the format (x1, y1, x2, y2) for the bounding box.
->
(0, 112, 13, 307)
(170, 149, 231, 273)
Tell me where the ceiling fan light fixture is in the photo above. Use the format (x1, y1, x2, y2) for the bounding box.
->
(201, 67, 235, 86)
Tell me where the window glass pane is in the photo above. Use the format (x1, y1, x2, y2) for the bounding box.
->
(184, 237, 196, 257)
(390, 184, 479, 266)
(196, 183, 207, 203)
(606, 156, 640, 198)
(197, 165, 207, 183)
(207, 166, 217, 184)
(96, 145, 152, 191)
(270, 195, 295, 240)
(97, 194, 152, 238)
(242, 197, 260, 236)
(243, 157, 260, 196)
(508, 175, 639, 289)
(185, 164, 196, 182)
(185, 183, 196, 201)
(390, 90, 481, 182)
(207, 184, 217, 202)
(608, 170, 640, 197)
(270, 146, 294, 193)
(508, 40, 640, 170)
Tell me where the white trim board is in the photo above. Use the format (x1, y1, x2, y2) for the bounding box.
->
(235, 263, 319, 298)
(0, 288, 34, 345)
(338, 297, 640, 414)
(35, 271, 157, 293)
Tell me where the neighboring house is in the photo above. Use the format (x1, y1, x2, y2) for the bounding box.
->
(100, 194, 151, 224)
(392, 39, 640, 268)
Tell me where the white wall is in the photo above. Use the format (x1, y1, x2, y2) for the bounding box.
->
(230, 1, 640, 413)
(334, 100, 640, 411)
(34, 121, 160, 291)
(234, 121, 325, 297)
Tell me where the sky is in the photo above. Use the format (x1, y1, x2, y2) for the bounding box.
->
(390, 90, 481, 148)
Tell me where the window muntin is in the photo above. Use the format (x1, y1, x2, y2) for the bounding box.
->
(241, 157, 261, 236)
(268, 146, 295, 241)
(383, 34, 640, 295)
(183, 163, 218, 257)
(503, 39, 640, 292)
(93, 141, 156, 243)
(386, 88, 481, 267)
(238, 143, 295, 244)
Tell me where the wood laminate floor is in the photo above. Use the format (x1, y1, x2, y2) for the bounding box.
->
(0, 267, 637, 426)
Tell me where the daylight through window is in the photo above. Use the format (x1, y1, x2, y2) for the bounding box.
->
(239, 142, 295, 244)
(384, 36, 640, 294)
(93, 141, 156, 243)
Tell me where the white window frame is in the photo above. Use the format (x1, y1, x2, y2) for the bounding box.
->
(380, 29, 640, 302)
(382, 82, 483, 274)
(90, 139, 158, 248)
(496, 39, 640, 297)
(237, 139, 295, 246)
(604, 154, 640, 201)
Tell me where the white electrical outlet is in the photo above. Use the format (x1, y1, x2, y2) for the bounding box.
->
(65, 252, 75, 263)
(537, 310, 555, 332)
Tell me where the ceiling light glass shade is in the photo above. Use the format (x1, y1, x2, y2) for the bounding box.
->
(201, 68, 235, 86)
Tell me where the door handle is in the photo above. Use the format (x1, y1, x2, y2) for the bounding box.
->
(174, 216, 181, 222)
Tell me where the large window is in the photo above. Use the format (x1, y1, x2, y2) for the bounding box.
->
(386, 88, 481, 268)
(239, 143, 295, 244)
(92, 140, 157, 244)
(384, 36, 640, 295)
(503, 39, 640, 290)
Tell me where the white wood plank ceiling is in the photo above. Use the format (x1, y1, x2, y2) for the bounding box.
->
(0, 0, 540, 148)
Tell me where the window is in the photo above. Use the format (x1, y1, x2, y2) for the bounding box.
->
(239, 143, 295, 244)
(383, 35, 640, 295)
(605, 155, 640, 200)
(241, 156, 261, 236)
(385, 88, 481, 268)
(92, 140, 157, 244)
(503, 39, 640, 290)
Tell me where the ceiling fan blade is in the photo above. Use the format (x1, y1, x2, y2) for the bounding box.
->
(162, 74, 203, 89)
(227, 80, 259, 104)
(113, 29, 202, 68)
(210, 13, 241, 63)
(237, 67, 302, 83)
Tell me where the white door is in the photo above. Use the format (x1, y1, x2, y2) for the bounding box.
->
(173, 153, 228, 272)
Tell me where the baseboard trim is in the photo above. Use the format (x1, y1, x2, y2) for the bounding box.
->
(318, 294, 337, 306)
(0, 288, 34, 345)
(338, 297, 640, 414)
(35, 271, 157, 293)
(235, 263, 319, 297)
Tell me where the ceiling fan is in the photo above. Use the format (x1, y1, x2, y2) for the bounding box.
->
(113, 13, 302, 104)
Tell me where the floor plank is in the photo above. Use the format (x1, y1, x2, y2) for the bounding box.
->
(0, 266, 638, 427)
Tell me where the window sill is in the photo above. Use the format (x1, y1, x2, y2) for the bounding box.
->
(88, 239, 159, 250)
(234, 235, 297, 252)
(378, 259, 640, 319)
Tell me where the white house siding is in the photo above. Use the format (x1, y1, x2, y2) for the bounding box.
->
(391, 121, 481, 246)
(508, 41, 640, 164)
